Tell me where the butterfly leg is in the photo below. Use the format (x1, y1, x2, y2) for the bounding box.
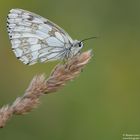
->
(63, 51, 72, 69)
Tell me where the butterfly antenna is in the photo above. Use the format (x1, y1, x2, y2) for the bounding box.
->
(81, 36, 98, 42)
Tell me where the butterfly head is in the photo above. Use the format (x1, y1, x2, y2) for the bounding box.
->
(71, 37, 97, 56)
(71, 40, 83, 55)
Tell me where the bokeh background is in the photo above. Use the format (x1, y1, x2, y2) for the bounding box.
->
(0, 0, 140, 139)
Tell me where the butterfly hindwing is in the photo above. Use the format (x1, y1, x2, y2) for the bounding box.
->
(7, 9, 73, 65)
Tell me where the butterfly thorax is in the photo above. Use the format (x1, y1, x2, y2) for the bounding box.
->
(63, 40, 83, 59)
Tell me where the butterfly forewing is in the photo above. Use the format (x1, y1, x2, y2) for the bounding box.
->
(7, 9, 73, 65)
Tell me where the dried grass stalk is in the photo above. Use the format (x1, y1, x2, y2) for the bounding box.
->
(0, 50, 92, 128)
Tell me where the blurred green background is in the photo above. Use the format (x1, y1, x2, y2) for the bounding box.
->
(0, 0, 140, 139)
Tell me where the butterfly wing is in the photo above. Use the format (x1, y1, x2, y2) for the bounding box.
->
(7, 9, 73, 65)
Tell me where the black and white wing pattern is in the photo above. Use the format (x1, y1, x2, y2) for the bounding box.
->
(7, 9, 73, 65)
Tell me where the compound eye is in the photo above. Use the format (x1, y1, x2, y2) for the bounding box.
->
(78, 42, 82, 47)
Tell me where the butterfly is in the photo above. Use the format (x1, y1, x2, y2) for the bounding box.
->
(7, 9, 96, 65)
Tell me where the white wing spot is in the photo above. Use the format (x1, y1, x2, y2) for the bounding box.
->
(11, 39, 21, 45)
(13, 48, 23, 57)
(27, 38, 38, 44)
(35, 30, 50, 38)
(8, 13, 18, 18)
(30, 44, 41, 51)
(38, 24, 52, 33)
(31, 51, 39, 60)
(55, 32, 64, 42)
(46, 37, 63, 46)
